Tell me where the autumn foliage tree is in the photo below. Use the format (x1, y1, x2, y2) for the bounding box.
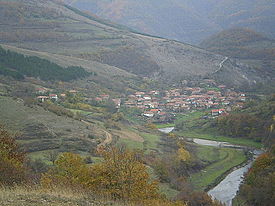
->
(0, 125, 27, 185)
(235, 148, 275, 206)
(41, 148, 162, 203)
(92, 147, 159, 202)
(41, 152, 91, 190)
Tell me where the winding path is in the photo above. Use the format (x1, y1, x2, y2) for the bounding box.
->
(81, 120, 113, 151)
(213, 57, 229, 73)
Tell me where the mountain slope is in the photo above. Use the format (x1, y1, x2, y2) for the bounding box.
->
(0, 0, 270, 88)
(64, 0, 275, 44)
(200, 28, 275, 60)
(200, 28, 275, 90)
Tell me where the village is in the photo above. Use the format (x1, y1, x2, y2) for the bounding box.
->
(34, 81, 247, 123)
(123, 85, 246, 122)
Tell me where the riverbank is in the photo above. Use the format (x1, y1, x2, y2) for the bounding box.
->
(205, 152, 250, 192)
(176, 130, 262, 149)
(189, 146, 247, 191)
(208, 150, 263, 206)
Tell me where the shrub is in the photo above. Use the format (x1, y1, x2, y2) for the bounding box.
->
(0, 125, 27, 186)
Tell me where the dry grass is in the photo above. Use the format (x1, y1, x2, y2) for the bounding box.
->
(0, 185, 117, 206)
(111, 129, 144, 142)
(0, 185, 186, 206)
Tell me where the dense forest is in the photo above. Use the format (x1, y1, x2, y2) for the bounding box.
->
(0, 46, 92, 81)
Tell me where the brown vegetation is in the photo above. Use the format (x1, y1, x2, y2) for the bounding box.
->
(0, 125, 27, 186)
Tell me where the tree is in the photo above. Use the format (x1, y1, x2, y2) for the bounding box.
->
(236, 150, 275, 206)
(91, 147, 160, 202)
(0, 125, 27, 185)
(41, 152, 92, 190)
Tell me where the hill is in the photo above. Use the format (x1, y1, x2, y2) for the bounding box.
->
(63, 0, 275, 45)
(200, 28, 275, 92)
(0, 0, 271, 89)
(200, 28, 275, 60)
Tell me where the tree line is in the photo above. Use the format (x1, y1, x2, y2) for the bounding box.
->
(0, 46, 94, 81)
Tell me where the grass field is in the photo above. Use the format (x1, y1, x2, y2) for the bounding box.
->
(178, 131, 262, 148)
(155, 123, 175, 129)
(159, 183, 180, 199)
(69, 109, 92, 116)
(116, 132, 161, 154)
(190, 145, 247, 191)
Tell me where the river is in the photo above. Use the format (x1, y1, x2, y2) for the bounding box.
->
(158, 127, 261, 206)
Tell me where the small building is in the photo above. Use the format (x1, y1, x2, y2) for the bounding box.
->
(143, 111, 154, 118)
(211, 109, 226, 116)
(49, 94, 58, 101)
(37, 96, 49, 103)
(69, 90, 77, 94)
(36, 88, 48, 95)
(143, 95, 152, 100)
(100, 94, 110, 100)
(112, 98, 121, 108)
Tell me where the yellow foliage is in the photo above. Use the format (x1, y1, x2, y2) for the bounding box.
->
(75, 103, 92, 111)
(41, 153, 92, 190)
(168, 133, 176, 138)
(92, 147, 160, 201)
(146, 123, 157, 130)
(41, 149, 161, 202)
(0, 126, 27, 185)
(177, 147, 191, 162)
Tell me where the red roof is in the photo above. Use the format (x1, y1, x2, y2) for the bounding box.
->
(150, 109, 159, 112)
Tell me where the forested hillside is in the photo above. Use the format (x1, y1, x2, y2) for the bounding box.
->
(0, 46, 91, 81)
(213, 95, 275, 146)
(233, 146, 275, 206)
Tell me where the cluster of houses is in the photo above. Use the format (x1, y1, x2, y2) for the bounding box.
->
(123, 86, 246, 119)
(35, 88, 76, 102)
(35, 81, 247, 122)
(93, 94, 121, 109)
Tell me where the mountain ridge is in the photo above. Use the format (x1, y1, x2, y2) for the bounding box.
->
(63, 0, 275, 44)
(0, 0, 271, 89)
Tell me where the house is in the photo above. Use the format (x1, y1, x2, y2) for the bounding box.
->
(150, 109, 160, 114)
(144, 95, 152, 100)
(218, 85, 226, 89)
(36, 88, 48, 95)
(60, 93, 66, 97)
(100, 94, 110, 100)
(112, 98, 121, 108)
(211, 109, 226, 116)
(69, 90, 77, 94)
(95, 97, 103, 102)
(135, 92, 145, 98)
(49, 94, 58, 101)
(143, 111, 154, 118)
(37, 96, 49, 102)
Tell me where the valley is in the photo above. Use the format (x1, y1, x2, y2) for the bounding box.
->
(0, 1, 274, 206)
